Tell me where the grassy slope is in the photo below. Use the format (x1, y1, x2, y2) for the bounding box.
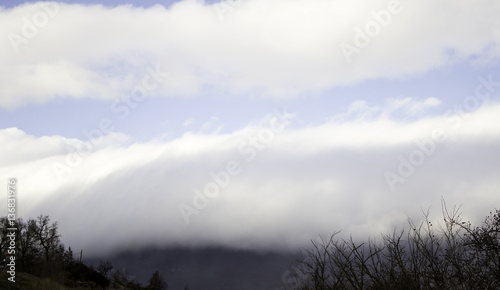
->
(0, 271, 108, 290)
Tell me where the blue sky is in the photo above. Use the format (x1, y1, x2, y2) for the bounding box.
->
(0, 0, 182, 8)
(1, 0, 500, 255)
(1, 60, 494, 141)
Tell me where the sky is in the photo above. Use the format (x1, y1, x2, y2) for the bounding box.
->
(1, 0, 500, 257)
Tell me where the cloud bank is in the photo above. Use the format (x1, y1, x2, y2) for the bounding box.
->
(1, 0, 499, 107)
(1, 100, 500, 256)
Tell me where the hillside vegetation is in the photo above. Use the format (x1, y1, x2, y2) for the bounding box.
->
(0, 215, 168, 289)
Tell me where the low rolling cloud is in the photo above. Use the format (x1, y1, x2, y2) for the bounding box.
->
(1, 99, 500, 256)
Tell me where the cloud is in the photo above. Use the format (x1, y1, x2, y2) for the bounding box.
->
(332, 97, 442, 122)
(1, 101, 500, 256)
(199, 116, 220, 133)
(1, 0, 499, 108)
(183, 118, 195, 127)
(386, 97, 442, 116)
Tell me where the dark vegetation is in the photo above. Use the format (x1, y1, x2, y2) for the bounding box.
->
(0, 215, 167, 289)
(285, 201, 500, 289)
(1, 200, 498, 289)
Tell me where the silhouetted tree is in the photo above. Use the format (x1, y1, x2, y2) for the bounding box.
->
(0, 213, 117, 288)
(0, 217, 10, 255)
(147, 270, 167, 290)
(30, 215, 61, 277)
(0, 217, 41, 273)
(97, 260, 113, 277)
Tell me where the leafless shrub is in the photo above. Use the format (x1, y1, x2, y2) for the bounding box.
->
(285, 199, 500, 290)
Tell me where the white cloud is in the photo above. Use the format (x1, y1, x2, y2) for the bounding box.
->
(183, 117, 195, 127)
(332, 97, 442, 122)
(0, 0, 499, 108)
(385, 97, 442, 116)
(198, 116, 220, 133)
(1, 101, 500, 256)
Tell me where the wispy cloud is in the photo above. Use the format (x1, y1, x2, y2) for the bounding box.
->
(199, 116, 220, 133)
(183, 117, 195, 127)
(332, 97, 442, 122)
